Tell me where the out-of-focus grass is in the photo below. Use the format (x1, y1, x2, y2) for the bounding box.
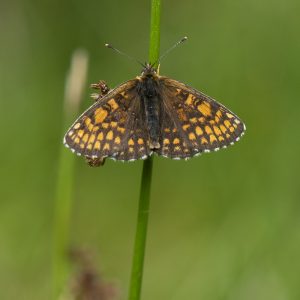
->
(53, 49, 89, 298)
(0, 0, 300, 299)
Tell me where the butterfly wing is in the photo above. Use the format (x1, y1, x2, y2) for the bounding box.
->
(156, 77, 246, 159)
(64, 79, 151, 161)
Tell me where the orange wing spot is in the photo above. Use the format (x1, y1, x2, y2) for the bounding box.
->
(85, 118, 91, 126)
(173, 138, 180, 144)
(197, 102, 211, 116)
(216, 110, 222, 118)
(92, 126, 99, 132)
(209, 120, 215, 125)
(138, 138, 144, 145)
(233, 123, 237, 129)
(201, 137, 208, 144)
(224, 120, 231, 128)
(182, 124, 191, 131)
(190, 117, 197, 123)
(107, 99, 119, 111)
(226, 133, 231, 138)
(213, 126, 222, 136)
(185, 94, 195, 105)
(205, 126, 213, 134)
(102, 123, 109, 129)
(128, 138, 134, 146)
(215, 116, 220, 123)
(97, 132, 104, 141)
(174, 146, 181, 152)
(189, 132, 196, 140)
(94, 141, 101, 150)
(195, 126, 203, 136)
(177, 108, 188, 121)
(88, 134, 96, 144)
(80, 143, 85, 149)
(103, 143, 110, 150)
(87, 143, 93, 150)
(88, 123, 94, 132)
(184, 148, 189, 153)
(172, 128, 177, 133)
(106, 130, 114, 140)
(226, 113, 234, 119)
(71, 134, 76, 140)
(220, 125, 227, 133)
(163, 138, 170, 145)
(128, 147, 134, 153)
(110, 121, 117, 128)
(218, 136, 225, 142)
(164, 128, 171, 133)
(229, 126, 235, 132)
(94, 108, 108, 124)
(176, 88, 182, 94)
(114, 136, 121, 144)
(77, 130, 84, 138)
(82, 134, 89, 143)
(209, 134, 217, 143)
(74, 123, 81, 129)
(198, 117, 205, 123)
(117, 127, 125, 133)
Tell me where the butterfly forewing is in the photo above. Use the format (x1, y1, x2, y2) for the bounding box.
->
(156, 77, 245, 159)
(64, 79, 151, 161)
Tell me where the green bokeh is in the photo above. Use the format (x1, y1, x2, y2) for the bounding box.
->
(1, 0, 299, 299)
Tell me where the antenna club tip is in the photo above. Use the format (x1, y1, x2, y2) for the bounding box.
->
(182, 36, 188, 41)
(105, 43, 111, 48)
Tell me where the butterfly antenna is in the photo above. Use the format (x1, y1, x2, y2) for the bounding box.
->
(157, 36, 188, 63)
(105, 43, 144, 67)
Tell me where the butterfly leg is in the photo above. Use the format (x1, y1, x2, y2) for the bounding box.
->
(85, 80, 110, 167)
(90, 80, 110, 102)
(85, 157, 106, 167)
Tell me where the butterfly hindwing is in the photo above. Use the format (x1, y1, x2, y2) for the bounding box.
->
(156, 77, 246, 159)
(64, 79, 151, 161)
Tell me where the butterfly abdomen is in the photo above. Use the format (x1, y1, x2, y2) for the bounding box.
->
(138, 76, 161, 149)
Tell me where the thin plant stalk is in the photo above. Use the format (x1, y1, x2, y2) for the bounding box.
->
(128, 1, 161, 299)
(53, 49, 89, 299)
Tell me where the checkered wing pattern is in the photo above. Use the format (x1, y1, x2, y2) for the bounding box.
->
(64, 80, 151, 161)
(156, 77, 246, 159)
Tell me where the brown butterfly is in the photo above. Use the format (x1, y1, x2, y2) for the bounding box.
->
(63, 61, 245, 164)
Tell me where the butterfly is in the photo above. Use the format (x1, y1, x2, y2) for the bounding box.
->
(63, 63, 246, 165)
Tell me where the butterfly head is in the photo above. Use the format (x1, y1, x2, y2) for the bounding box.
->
(141, 63, 157, 76)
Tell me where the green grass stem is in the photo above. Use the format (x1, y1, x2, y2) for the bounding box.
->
(128, 1, 161, 299)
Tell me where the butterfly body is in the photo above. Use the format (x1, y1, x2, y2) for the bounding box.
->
(64, 64, 245, 163)
(137, 69, 161, 148)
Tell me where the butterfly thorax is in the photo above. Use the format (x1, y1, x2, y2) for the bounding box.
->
(137, 69, 161, 149)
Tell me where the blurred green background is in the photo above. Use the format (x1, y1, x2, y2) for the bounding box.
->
(1, 0, 300, 299)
